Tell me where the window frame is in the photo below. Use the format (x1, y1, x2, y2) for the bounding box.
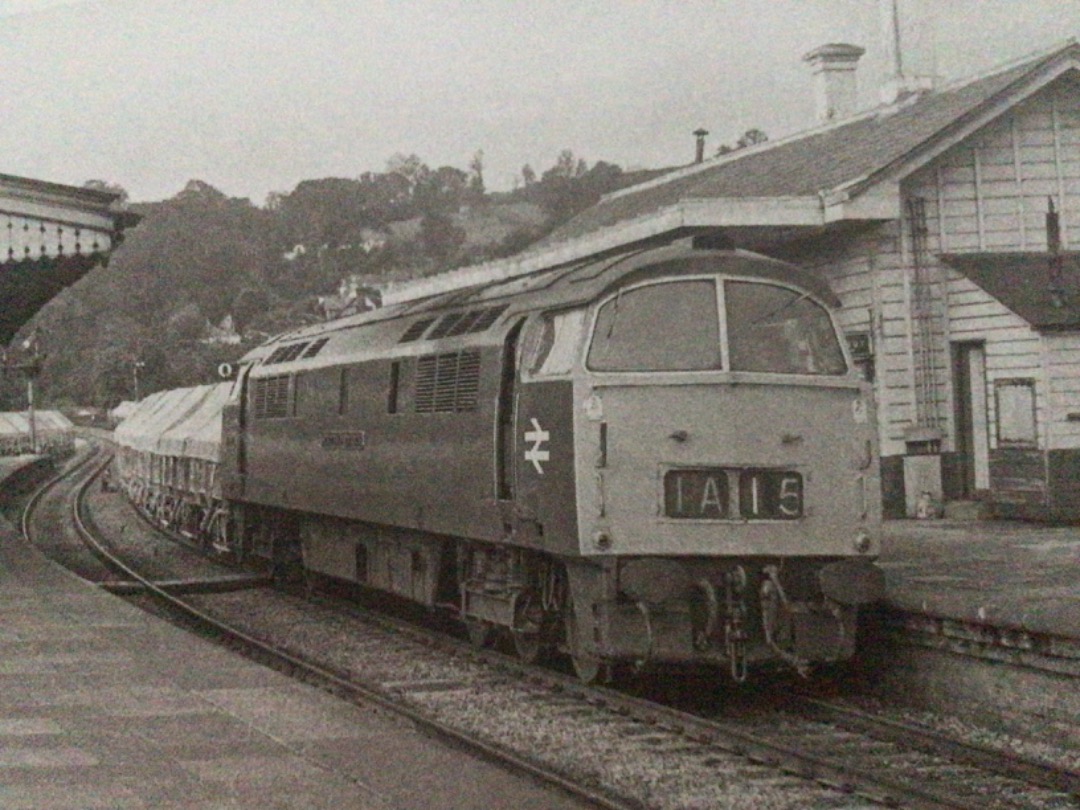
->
(994, 377, 1038, 447)
(582, 274, 850, 380)
(584, 275, 726, 374)
(723, 277, 848, 377)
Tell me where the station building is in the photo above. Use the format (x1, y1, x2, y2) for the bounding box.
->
(392, 39, 1080, 521)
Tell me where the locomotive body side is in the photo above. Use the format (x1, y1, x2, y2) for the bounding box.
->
(240, 336, 506, 541)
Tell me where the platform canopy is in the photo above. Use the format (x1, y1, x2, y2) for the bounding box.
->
(0, 173, 139, 344)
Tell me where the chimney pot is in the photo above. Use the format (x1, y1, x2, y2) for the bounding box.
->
(802, 43, 865, 123)
(693, 128, 709, 164)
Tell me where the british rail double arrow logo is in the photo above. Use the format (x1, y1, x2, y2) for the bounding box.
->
(524, 418, 550, 474)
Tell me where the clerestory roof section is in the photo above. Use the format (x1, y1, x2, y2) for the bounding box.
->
(544, 40, 1080, 247)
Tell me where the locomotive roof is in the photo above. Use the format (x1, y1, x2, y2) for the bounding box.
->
(243, 239, 839, 375)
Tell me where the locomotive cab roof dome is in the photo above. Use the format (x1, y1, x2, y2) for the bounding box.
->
(241, 238, 839, 369)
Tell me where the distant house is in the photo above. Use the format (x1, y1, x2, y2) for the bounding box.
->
(317, 275, 384, 321)
(389, 39, 1080, 521)
(202, 313, 242, 345)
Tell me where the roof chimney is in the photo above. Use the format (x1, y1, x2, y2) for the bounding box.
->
(693, 128, 709, 163)
(802, 43, 865, 123)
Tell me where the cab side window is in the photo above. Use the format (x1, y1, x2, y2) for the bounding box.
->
(587, 280, 721, 372)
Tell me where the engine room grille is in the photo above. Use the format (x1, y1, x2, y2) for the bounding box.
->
(252, 374, 292, 419)
(414, 350, 481, 413)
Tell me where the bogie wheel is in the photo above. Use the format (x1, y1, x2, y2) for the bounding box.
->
(465, 618, 494, 649)
(511, 593, 552, 664)
(564, 603, 604, 684)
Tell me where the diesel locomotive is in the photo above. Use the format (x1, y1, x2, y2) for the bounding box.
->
(114, 235, 884, 682)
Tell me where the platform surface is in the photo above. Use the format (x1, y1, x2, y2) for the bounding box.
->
(879, 519, 1080, 639)
(0, 513, 582, 810)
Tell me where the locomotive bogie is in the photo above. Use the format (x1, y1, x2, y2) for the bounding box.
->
(553, 554, 871, 677)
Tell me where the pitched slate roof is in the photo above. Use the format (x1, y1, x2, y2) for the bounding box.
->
(941, 252, 1080, 331)
(546, 40, 1080, 245)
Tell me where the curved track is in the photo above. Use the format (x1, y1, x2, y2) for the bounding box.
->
(24, 449, 1080, 809)
(50, 452, 638, 810)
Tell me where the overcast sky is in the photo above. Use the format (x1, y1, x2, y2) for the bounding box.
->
(2, 0, 1078, 204)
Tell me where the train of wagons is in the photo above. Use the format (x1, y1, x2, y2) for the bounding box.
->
(113, 234, 884, 682)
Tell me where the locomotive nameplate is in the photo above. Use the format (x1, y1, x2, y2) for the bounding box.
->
(663, 468, 802, 520)
(321, 431, 367, 450)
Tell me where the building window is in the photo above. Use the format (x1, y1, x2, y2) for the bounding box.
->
(995, 378, 1037, 446)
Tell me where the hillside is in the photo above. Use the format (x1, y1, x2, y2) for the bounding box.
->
(0, 152, 667, 410)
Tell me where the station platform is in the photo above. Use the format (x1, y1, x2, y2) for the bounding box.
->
(0, 496, 579, 808)
(878, 519, 1080, 640)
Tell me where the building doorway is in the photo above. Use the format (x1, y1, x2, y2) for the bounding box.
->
(951, 341, 990, 497)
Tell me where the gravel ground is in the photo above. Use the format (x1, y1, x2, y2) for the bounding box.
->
(185, 588, 870, 810)
(80, 481, 1080, 809)
(843, 694, 1080, 772)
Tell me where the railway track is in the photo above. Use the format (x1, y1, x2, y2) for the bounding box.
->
(25, 449, 1080, 809)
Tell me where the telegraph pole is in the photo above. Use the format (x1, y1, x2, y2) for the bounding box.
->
(3, 330, 45, 454)
(133, 359, 146, 401)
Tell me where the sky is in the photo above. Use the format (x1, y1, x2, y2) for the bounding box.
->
(1, 0, 1079, 205)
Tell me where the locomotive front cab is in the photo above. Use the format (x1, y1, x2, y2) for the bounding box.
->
(515, 247, 883, 679)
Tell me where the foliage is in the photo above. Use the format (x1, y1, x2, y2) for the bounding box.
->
(716, 128, 769, 156)
(17, 148, 649, 409)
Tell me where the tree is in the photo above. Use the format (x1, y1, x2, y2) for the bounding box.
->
(716, 128, 769, 156)
(419, 211, 466, 267)
(232, 288, 271, 333)
(521, 164, 537, 186)
(533, 152, 624, 227)
(386, 153, 430, 196)
(736, 128, 768, 149)
(468, 149, 485, 198)
(82, 179, 129, 208)
(415, 166, 468, 215)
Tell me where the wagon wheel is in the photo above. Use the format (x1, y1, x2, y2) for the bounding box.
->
(564, 600, 603, 684)
(510, 592, 552, 665)
(464, 617, 494, 649)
